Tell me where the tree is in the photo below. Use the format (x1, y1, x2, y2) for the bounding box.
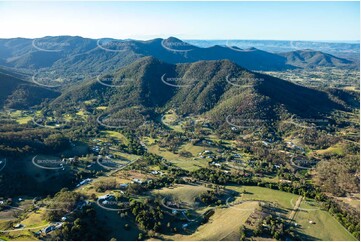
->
(239, 225, 246, 240)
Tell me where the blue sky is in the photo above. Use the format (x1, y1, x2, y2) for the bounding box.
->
(0, 1, 359, 41)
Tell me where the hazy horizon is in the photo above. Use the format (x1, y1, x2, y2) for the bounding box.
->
(0, 1, 359, 41)
(0, 35, 359, 44)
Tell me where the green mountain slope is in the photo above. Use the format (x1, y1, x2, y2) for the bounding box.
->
(1, 36, 355, 78)
(0, 69, 60, 109)
(279, 49, 355, 68)
(50, 57, 349, 129)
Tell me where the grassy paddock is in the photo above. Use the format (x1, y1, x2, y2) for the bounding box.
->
(294, 206, 356, 241)
(164, 202, 259, 241)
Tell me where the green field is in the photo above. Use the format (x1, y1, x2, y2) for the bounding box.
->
(0, 205, 48, 241)
(101, 130, 129, 145)
(148, 144, 209, 171)
(5, 110, 33, 124)
(160, 112, 184, 132)
(227, 185, 299, 210)
(164, 202, 259, 241)
(151, 184, 210, 205)
(314, 143, 345, 156)
(294, 206, 356, 241)
(226, 185, 356, 241)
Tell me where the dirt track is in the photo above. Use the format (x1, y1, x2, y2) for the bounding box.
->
(288, 196, 302, 221)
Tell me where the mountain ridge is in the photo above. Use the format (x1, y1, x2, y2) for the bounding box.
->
(0, 36, 356, 78)
(279, 49, 355, 68)
(0, 68, 60, 109)
(49, 57, 352, 130)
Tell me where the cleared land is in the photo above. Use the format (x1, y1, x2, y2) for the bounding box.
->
(165, 202, 259, 241)
(227, 185, 357, 241)
(151, 184, 210, 205)
(148, 144, 209, 171)
(294, 205, 356, 241)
